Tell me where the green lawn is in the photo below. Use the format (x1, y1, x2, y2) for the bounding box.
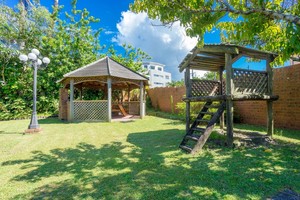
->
(0, 116, 299, 199)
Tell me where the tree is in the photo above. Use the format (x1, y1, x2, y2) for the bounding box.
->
(0, 2, 102, 119)
(108, 44, 151, 72)
(166, 80, 184, 87)
(0, 1, 150, 119)
(131, 0, 300, 64)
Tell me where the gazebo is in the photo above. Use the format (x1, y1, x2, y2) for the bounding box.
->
(57, 56, 148, 122)
(178, 44, 279, 154)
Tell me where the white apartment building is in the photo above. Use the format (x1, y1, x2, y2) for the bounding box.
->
(142, 62, 172, 88)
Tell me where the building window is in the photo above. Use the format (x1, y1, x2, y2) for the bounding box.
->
(150, 65, 155, 70)
(158, 67, 162, 71)
(154, 74, 164, 78)
(154, 82, 163, 85)
(144, 65, 148, 69)
(165, 75, 170, 79)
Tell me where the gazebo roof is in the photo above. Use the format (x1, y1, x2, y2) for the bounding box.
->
(59, 56, 148, 82)
(179, 44, 278, 72)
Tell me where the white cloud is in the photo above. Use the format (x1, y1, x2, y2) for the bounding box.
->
(114, 11, 205, 80)
(104, 30, 114, 35)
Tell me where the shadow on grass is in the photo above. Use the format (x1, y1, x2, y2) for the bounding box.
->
(0, 130, 23, 135)
(2, 128, 300, 199)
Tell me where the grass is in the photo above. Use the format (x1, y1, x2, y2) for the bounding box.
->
(0, 116, 299, 200)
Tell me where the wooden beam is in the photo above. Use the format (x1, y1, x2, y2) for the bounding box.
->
(225, 53, 234, 147)
(193, 55, 225, 63)
(231, 94, 278, 101)
(107, 78, 112, 122)
(197, 46, 239, 54)
(185, 67, 191, 134)
(183, 95, 226, 102)
(196, 52, 224, 59)
(183, 94, 279, 102)
(179, 48, 200, 72)
(189, 65, 221, 72)
(232, 54, 243, 64)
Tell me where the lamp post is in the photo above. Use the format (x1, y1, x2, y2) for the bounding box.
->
(19, 49, 50, 132)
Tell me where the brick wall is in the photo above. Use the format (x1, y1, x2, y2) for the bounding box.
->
(234, 64, 300, 130)
(147, 86, 185, 113)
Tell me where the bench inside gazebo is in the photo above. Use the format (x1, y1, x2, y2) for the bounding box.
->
(57, 56, 148, 122)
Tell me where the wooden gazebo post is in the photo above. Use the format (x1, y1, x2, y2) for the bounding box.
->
(140, 81, 145, 118)
(225, 53, 234, 147)
(107, 77, 112, 122)
(69, 78, 74, 121)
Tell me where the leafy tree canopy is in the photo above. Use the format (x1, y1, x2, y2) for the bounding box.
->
(131, 0, 300, 64)
(0, 1, 148, 119)
(167, 80, 184, 87)
(108, 44, 151, 73)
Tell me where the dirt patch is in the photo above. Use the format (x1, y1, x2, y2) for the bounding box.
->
(207, 129, 277, 148)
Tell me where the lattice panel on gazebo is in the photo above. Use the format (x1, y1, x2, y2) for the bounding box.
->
(191, 80, 221, 97)
(233, 69, 268, 94)
(74, 100, 108, 121)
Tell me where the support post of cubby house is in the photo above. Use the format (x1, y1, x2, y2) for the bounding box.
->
(225, 53, 234, 147)
(107, 77, 112, 122)
(219, 67, 225, 130)
(185, 67, 191, 134)
(69, 79, 74, 121)
(267, 56, 274, 136)
(140, 81, 145, 118)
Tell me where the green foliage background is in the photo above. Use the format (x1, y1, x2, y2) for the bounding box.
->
(0, 2, 148, 120)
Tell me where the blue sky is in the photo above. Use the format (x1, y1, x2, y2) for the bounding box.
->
(4, 0, 268, 80)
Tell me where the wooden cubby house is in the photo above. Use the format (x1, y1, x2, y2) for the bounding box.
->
(178, 44, 279, 154)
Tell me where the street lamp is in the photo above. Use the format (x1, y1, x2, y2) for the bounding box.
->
(19, 48, 50, 132)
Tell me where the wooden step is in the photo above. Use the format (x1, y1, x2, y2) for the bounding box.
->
(185, 134, 200, 141)
(205, 104, 220, 108)
(191, 127, 206, 132)
(200, 111, 215, 115)
(195, 119, 210, 123)
(179, 145, 193, 153)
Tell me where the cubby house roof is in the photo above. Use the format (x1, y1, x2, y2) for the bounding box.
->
(178, 44, 278, 72)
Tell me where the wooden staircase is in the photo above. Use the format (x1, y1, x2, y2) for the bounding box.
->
(179, 100, 226, 154)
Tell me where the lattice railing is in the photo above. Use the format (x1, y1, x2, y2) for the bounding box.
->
(233, 68, 268, 94)
(191, 80, 221, 97)
(74, 100, 108, 121)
